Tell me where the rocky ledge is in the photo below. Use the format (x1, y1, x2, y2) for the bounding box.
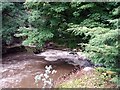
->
(35, 49, 94, 68)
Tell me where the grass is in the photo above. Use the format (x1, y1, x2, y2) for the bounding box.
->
(56, 68, 117, 88)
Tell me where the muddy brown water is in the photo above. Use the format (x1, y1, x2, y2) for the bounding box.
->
(1, 52, 75, 88)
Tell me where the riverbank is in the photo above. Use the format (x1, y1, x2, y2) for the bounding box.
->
(55, 67, 117, 88)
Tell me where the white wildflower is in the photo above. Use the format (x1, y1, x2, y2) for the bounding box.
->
(43, 81, 47, 86)
(45, 65, 52, 70)
(44, 73, 49, 79)
(34, 75, 42, 82)
(34, 65, 57, 88)
(44, 80, 52, 85)
(51, 70, 57, 74)
(49, 78, 53, 84)
(45, 69, 51, 74)
(42, 78, 46, 81)
(39, 74, 43, 77)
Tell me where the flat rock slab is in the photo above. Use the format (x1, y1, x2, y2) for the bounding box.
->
(35, 49, 93, 67)
(35, 49, 86, 60)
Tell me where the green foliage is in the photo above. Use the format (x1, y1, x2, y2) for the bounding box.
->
(85, 30, 118, 68)
(15, 27, 53, 47)
(95, 67, 119, 87)
(67, 24, 119, 68)
(22, 2, 107, 47)
(2, 2, 26, 45)
(17, 2, 119, 47)
(110, 76, 120, 86)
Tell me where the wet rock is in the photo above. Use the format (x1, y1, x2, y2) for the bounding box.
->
(94, 63, 106, 68)
(35, 49, 94, 68)
(82, 67, 94, 72)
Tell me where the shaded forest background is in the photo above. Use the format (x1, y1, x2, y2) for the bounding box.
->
(1, 1, 120, 71)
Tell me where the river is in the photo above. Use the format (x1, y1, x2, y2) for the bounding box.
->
(1, 51, 75, 88)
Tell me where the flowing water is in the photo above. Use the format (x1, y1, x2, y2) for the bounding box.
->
(1, 51, 75, 88)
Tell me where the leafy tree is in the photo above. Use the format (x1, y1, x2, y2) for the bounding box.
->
(17, 2, 119, 47)
(2, 2, 26, 46)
